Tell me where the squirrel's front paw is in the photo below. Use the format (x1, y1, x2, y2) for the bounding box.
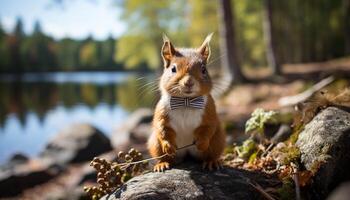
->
(153, 162, 171, 172)
(196, 139, 209, 152)
(202, 159, 222, 171)
(162, 141, 176, 156)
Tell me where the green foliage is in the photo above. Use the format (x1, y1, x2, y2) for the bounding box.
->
(234, 0, 267, 67)
(234, 139, 257, 160)
(115, 0, 221, 70)
(80, 41, 99, 68)
(116, 35, 159, 69)
(20, 21, 57, 71)
(115, 0, 188, 69)
(224, 145, 235, 154)
(245, 108, 277, 135)
(0, 19, 125, 72)
(278, 145, 301, 165)
(0, 1, 349, 72)
(272, 0, 345, 62)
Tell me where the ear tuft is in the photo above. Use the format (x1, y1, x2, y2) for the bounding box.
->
(161, 34, 176, 68)
(203, 32, 214, 45)
(198, 33, 213, 61)
(162, 33, 170, 43)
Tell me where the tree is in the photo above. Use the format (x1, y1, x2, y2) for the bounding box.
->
(262, 0, 281, 75)
(345, 0, 350, 54)
(79, 41, 99, 68)
(115, 0, 187, 69)
(8, 17, 24, 73)
(217, 0, 244, 83)
(21, 21, 57, 71)
(100, 35, 119, 69)
(14, 17, 24, 38)
(57, 38, 81, 70)
(187, 0, 220, 62)
(0, 21, 10, 71)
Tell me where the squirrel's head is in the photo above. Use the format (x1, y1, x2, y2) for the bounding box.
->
(159, 33, 213, 97)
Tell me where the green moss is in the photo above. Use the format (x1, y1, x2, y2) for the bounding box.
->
(280, 146, 301, 165)
(287, 124, 304, 144)
(235, 139, 257, 160)
(248, 151, 258, 164)
(224, 145, 235, 154)
(122, 173, 132, 183)
(277, 179, 295, 200)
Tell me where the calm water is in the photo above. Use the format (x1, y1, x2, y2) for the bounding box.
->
(0, 72, 156, 163)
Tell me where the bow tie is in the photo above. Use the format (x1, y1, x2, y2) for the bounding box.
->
(170, 96, 205, 110)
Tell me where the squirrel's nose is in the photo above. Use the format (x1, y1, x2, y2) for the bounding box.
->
(184, 79, 194, 88)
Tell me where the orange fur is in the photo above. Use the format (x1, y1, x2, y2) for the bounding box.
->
(148, 34, 225, 172)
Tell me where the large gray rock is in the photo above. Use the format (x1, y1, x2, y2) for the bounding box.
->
(40, 124, 112, 165)
(101, 163, 280, 200)
(296, 107, 350, 199)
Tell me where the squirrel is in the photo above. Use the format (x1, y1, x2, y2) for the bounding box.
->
(147, 33, 226, 172)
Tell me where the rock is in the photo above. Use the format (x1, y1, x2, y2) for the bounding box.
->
(296, 107, 350, 199)
(100, 163, 280, 200)
(0, 152, 29, 172)
(327, 181, 350, 200)
(40, 124, 112, 165)
(39, 187, 89, 200)
(9, 152, 29, 163)
(111, 108, 153, 149)
(0, 160, 63, 197)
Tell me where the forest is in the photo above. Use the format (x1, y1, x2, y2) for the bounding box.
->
(0, 0, 348, 74)
(0, 19, 129, 73)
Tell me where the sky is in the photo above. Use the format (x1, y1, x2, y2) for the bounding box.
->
(0, 0, 126, 40)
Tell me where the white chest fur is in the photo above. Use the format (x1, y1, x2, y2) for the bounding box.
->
(159, 94, 207, 159)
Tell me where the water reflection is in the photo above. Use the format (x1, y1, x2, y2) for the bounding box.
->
(0, 72, 156, 163)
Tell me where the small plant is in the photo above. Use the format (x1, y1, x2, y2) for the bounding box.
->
(84, 148, 149, 200)
(245, 108, 277, 135)
(234, 139, 257, 161)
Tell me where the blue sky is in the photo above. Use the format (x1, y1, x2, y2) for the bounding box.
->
(0, 0, 126, 40)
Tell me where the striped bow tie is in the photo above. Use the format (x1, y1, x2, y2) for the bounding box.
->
(170, 96, 205, 110)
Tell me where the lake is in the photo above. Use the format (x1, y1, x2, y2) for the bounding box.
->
(0, 72, 156, 163)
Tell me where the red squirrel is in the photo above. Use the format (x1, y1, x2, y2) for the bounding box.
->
(147, 34, 226, 172)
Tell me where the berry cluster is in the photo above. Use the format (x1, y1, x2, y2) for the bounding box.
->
(84, 148, 149, 200)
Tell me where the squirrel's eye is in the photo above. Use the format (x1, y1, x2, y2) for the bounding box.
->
(171, 65, 177, 73)
(201, 66, 207, 74)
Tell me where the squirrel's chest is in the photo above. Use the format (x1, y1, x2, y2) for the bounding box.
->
(168, 108, 204, 158)
(159, 94, 207, 148)
(168, 107, 204, 139)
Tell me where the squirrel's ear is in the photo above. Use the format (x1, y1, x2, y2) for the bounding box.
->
(198, 33, 213, 62)
(161, 34, 176, 68)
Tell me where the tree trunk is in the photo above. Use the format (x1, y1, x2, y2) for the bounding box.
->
(217, 0, 245, 84)
(344, 0, 350, 55)
(263, 0, 281, 75)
